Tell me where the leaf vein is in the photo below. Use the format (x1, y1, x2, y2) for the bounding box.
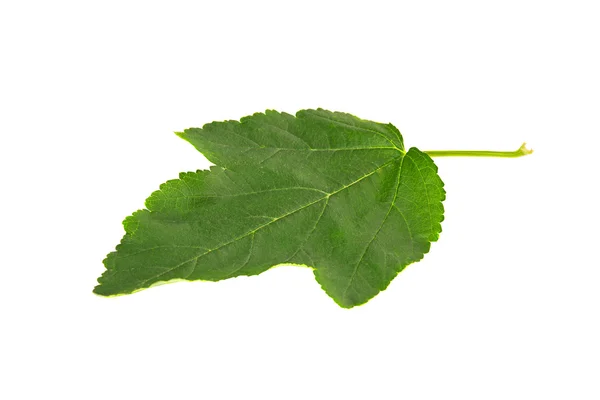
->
(407, 153, 434, 234)
(392, 204, 415, 257)
(304, 112, 400, 150)
(285, 197, 329, 263)
(341, 156, 405, 301)
(224, 232, 255, 278)
(134, 157, 401, 287)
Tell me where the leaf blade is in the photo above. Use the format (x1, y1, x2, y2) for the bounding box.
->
(95, 110, 444, 308)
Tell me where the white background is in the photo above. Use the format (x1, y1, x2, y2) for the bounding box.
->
(1, 1, 599, 399)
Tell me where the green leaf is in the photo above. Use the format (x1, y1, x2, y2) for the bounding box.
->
(94, 109, 445, 308)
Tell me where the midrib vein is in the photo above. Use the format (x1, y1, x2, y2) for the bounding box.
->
(135, 156, 403, 286)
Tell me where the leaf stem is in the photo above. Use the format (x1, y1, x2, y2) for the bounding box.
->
(424, 142, 533, 158)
